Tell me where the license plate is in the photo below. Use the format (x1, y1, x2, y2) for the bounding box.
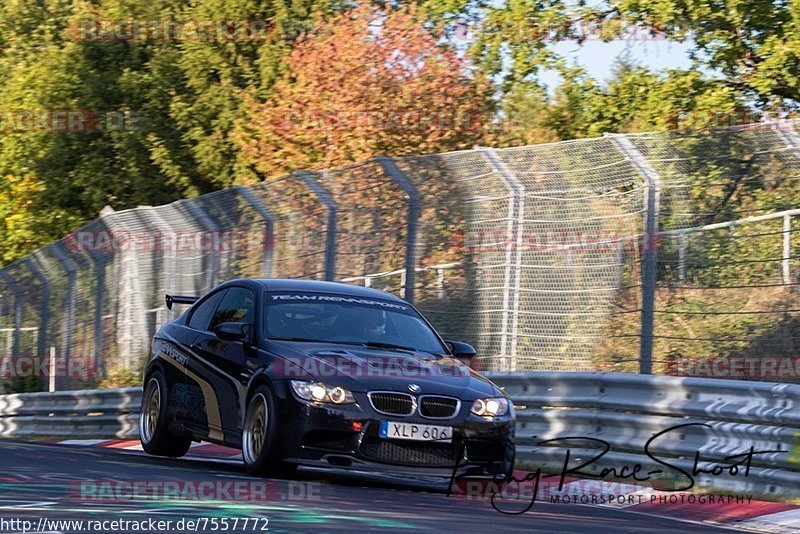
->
(379, 421, 453, 443)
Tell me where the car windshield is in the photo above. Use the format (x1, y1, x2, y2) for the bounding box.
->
(264, 292, 447, 354)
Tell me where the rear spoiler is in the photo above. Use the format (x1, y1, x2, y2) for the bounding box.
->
(165, 294, 200, 310)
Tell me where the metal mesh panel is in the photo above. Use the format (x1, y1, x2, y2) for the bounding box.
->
(407, 150, 514, 368)
(319, 160, 409, 293)
(626, 126, 800, 379)
(393, 154, 472, 345)
(248, 176, 328, 280)
(5, 259, 44, 359)
(492, 140, 645, 371)
(189, 189, 266, 281)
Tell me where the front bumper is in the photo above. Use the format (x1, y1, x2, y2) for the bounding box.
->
(276, 389, 515, 478)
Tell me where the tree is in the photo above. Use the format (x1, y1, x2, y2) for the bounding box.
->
(468, 0, 577, 93)
(598, 0, 800, 109)
(0, 0, 351, 262)
(237, 4, 492, 176)
(161, 0, 347, 189)
(491, 64, 743, 146)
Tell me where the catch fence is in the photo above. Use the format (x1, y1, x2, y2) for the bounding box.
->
(2, 123, 800, 389)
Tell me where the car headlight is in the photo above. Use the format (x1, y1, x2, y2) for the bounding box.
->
(290, 381, 356, 404)
(471, 397, 509, 417)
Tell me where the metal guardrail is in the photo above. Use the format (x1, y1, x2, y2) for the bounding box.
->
(486, 372, 800, 499)
(0, 373, 798, 499)
(0, 387, 141, 439)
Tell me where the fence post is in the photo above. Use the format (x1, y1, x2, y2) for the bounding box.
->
(376, 157, 421, 304)
(0, 270, 23, 358)
(49, 243, 77, 390)
(23, 256, 50, 372)
(86, 207, 146, 370)
(775, 125, 800, 285)
(142, 207, 180, 329)
(295, 172, 338, 281)
(181, 200, 221, 289)
(88, 252, 107, 377)
(480, 148, 525, 372)
(117, 245, 146, 369)
(235, 186, 276, 278)
(85, 214, 112, 379)
(607, 134, 661, 375)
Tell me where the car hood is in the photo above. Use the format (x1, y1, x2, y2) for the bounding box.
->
(268, 342, 502, 399)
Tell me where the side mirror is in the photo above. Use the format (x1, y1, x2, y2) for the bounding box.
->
(447, 340, 477, 358)
(214, 322, 249, 342)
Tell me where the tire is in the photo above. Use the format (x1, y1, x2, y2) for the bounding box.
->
(242, 385, 296, 477)
(139, 370, 192, 457)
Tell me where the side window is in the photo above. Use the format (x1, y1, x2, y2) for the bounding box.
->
(209, 287, 255, 330)
(187, 290, 226, 331)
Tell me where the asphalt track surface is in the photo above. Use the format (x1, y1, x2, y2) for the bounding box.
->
(0, 440, 741, 533)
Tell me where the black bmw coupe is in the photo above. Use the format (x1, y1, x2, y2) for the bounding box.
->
(139, 278, 515, 479)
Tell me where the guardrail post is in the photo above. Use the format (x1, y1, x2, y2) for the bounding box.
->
(48, 345, 56, 392)
(376, 157, 421, 304)
(678, 235, 687, 281)
(0, 270, 23, 358)
(784, 215, 792, 284)
(295, 172, 338, 281)
(49, 244, 78, 390)
(23, 256, 50, 372)
(235, 186, 276, 278)
(607, 134, 661, 375)
(480, 148, 525, 372)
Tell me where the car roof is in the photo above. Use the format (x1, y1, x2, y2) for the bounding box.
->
(226, 278, 408, 303)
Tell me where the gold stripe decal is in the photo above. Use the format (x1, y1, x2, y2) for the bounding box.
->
(161, 354, 224, 442)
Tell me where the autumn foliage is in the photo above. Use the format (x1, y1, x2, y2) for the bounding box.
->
(238, 4, 491, 177)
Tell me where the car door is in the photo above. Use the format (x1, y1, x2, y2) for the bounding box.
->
(189, 286, 257, 445)
(180, 288, 228, 439)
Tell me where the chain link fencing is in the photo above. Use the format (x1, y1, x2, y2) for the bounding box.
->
(2, 123, 800, 391)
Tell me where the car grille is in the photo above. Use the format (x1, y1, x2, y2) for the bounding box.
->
(419, 396, 460, 418)
(360, 438, 458, 467)
(368, 392, 415, 416)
